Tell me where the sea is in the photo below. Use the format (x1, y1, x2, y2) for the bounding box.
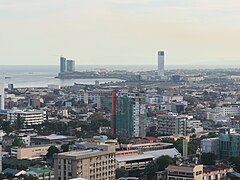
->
(0, 65, 239, 88)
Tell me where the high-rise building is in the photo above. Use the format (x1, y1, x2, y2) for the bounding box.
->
(0, 83, 4, 110)
(112, 93, 146, 139)
(60, 56, 67, 73)
(67, 60, 75, 72)
(219, 133, 240, 159)
(158, 51, 165, 77)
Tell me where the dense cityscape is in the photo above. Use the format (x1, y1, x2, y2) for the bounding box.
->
(0, 52, 240, 180)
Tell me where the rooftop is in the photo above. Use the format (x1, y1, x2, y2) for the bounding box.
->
(203, 164, 232, 172)
(116, 153, 154, 162)
(29, 165, 54, 174)
(59, 149, 101, 157)
(116, 148, 180, 162)
(33, 134, 73, 140)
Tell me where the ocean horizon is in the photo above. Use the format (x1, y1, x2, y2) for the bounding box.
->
(0, 64, 239, 88)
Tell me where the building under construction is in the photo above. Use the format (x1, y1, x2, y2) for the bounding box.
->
(112, 92, 146, 139)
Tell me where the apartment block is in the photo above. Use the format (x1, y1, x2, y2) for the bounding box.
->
(54, 145, 116, 180)
(7, 109, 46, 126)
(157, 115, 187, 136)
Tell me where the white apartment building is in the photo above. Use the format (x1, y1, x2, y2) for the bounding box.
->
(7, 110, 46, 126)
(215, 105, 240, 117)
(157, 115, 187, 136)
(132, 99, 146, 138)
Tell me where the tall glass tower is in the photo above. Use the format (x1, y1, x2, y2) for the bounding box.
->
(60, 56, 67, 73)
(158, 51, 165, 76)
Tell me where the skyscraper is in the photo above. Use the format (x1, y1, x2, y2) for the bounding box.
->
(112, 92, 146, 139)
(60, 56, 67, 73)
(0, 84, 4, 110)
(66, 60, 75, 72)
(158, 51, 165, 76)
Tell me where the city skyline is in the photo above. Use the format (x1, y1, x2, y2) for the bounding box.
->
(1, 0, 240, 65)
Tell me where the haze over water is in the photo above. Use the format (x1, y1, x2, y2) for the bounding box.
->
(0, 65, 239, 88)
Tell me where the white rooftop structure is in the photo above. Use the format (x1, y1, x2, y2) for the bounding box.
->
(34, 134, 67, 140)
(64, 150, 101, 157)
(116, 148, 180, 162)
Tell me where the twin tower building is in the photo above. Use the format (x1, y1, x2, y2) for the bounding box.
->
(60, 56, 75, 73)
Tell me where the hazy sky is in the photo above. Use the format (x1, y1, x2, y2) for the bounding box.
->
(1, 0, 240, 65)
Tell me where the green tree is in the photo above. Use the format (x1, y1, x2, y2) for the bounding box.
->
(145, 155, 173, 180)
(116, 168, 129, 179)
(12, 137, 21, 146)
(46, 145, 59, 159)
(89, 113, 110, 131)
(229, 157, 240, 172)
(13, 114, 24, 131)
(61, 144, 69, 152)
(201, 153, 216, 165)
(0, 120, 13, 134)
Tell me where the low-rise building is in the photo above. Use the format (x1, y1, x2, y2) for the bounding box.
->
(27, 165, 54, 180)
(156, 164, 234, 180)
(203, 165, 233, 180)
(31, 134, 77, 145)
(116, 148, 180, 170)
(11, 145, 56, 159)
(165, 164, 203, 180)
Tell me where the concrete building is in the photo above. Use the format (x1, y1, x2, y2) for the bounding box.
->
(157, 51, 164, 77)
(157, 164, 233, 180)
(0, 83, 4, 110)
(215, 105, 240, 117)
(18, 134, 31, 146)
(7, 109, 46, 126)
(203, 165, 233, 180)
(201, 138, 220, 157)
(157, 115, 187, 136)
(27, 165, 54, 180)
(164, 164, 203, 180)
(121, 142, 174, 152)
(31, 134, 77, 145)
(53, 145, 116, 180)
(48, 84, 60, 90)
(116, 148, 180, 170)
(60, 56, 67, 73)
(11, 145, 54, 159)
(67, 60, 75, 72)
